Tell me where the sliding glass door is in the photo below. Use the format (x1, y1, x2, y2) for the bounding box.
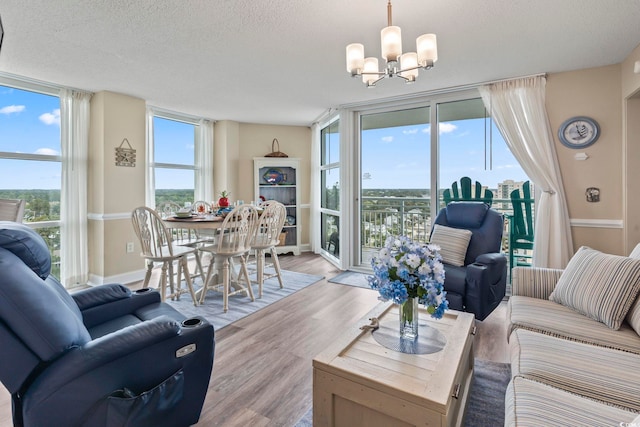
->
(319, 91, 531, 270)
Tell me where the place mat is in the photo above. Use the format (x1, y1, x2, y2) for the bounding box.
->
(371, 314, 447, 354)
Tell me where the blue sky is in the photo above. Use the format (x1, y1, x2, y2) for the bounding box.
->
(362, 119, 528, 190)
(2, 84, 528, 192)
(152, 116, 196, 189)
(0, 86, 61, 189)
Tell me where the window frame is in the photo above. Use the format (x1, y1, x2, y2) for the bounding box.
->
(319, 115, 341, 261)
(149, 109, 200, 207)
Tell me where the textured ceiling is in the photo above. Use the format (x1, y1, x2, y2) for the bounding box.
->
(0, 0, 639, 126)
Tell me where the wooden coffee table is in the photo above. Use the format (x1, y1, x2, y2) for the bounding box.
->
(313, 302, 475, 427)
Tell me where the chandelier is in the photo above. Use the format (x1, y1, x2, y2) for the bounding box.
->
(346, 1, 438, 87)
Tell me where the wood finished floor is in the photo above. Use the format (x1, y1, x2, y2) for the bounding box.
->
(0, 253, 509, 427)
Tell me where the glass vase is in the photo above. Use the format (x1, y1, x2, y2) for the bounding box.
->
(399, 297, 419, 341)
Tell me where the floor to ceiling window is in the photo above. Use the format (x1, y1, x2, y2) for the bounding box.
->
(320, 117, 340, 259)
(0, 82, 62, 277)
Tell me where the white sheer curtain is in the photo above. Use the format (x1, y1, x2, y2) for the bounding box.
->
(60, 89, 91, 287)
(195, 119, 214, 203)
(145, 107, 156, 209)
(479, 76, 573, 268)
(310, 122, 321, 253)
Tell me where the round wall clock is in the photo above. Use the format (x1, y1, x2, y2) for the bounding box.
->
(558, 116, 600, 149)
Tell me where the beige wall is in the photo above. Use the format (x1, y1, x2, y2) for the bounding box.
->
(88, 91, 146, 283)
(622, 43, 640, 254)
(234, 122, 312, 248)
(546, 65, 624, 255)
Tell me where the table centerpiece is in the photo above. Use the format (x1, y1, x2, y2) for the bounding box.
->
(368, 235, 448, 341)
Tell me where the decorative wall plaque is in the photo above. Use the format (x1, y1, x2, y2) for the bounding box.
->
(115, 138, 136, 167)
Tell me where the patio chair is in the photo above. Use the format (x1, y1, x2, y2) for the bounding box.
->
(509, 181, 534, 278)
(0, 198, 25, 222)
(442, 176, 493, 206)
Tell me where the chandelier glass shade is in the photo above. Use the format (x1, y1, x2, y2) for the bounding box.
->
(346, 1, 437, 87)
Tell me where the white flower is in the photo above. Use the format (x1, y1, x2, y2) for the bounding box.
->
(434, 263, 445, 275)
(389, 256, 399, 268)
(418, 263, 432, 275)
(405, 253, 421, 269)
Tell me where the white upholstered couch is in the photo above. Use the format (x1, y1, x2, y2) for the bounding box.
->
(505, 245, 640, 426)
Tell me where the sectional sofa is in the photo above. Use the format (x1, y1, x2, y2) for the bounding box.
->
(505, 245, 640, 426)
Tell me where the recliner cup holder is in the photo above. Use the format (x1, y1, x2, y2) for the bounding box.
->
(181, 318, 202, 328)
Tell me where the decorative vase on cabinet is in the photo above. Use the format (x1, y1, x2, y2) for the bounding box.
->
(254, 157, 301, 255)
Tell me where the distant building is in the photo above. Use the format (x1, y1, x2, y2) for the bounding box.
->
(496, 179, 534, 210)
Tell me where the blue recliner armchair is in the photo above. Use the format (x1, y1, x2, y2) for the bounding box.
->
(432, 202, 507, 321)
(0, 222, 215, 427)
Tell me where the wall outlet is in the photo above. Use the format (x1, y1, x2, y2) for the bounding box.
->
(126, 242, 135, 253)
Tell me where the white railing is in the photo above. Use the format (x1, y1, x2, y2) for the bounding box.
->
(361, 196, 529, 254)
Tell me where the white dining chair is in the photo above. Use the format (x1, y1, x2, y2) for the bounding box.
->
(249, 200, 286, 298)
(197, 204, 259, 311)
(0, 198, 26, 222)
(155, 200, 206, 281)
(190, 200, 217, 246)
(131, 206, 199, 305)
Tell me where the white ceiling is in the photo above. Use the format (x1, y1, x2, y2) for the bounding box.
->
(0, 0, 639, 126)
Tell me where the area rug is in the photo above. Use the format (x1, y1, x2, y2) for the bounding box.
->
(328, 270, 371, 289)
(166, 269, 324, 331)
(294, 359, 511, 427)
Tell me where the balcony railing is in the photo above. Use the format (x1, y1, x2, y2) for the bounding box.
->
(361, 196, 531, 255)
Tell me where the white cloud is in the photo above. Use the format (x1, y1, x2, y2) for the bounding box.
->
(39, 109, 61, 126)
(496, 164, 518, 170)
(0, 105, 26, 114)
(439, 122, 457, 134)
(422, 123, 457, 134)
(381, 136, 394, 143)
(402, 129, 419, 135)
(35, 148, 60, 156)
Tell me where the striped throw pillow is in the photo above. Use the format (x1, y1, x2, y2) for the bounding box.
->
(429, 224, 472, 267)
(549, 246, 640, 330)
(626, 244, 640, 336)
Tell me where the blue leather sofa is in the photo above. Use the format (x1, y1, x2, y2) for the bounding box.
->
(432, 202, 507, 321)
(0, 222, 214, 427)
